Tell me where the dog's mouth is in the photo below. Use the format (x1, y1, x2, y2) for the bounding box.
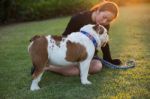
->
(101, 34, 109, 47)
(102, 37, 109, 47)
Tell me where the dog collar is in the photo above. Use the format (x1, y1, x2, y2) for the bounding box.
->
(80, 30, 98, 48)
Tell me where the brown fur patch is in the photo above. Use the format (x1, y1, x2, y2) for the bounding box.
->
(51, 35, 62, 41)
(51, 35, 63, 46)
(65, 40, 88, 62)
(29, 36, 48, 78)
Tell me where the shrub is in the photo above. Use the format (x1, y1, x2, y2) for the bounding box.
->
(0, 0, 99, 23)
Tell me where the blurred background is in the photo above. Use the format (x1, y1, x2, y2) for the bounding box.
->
(0, 0, 150, 24)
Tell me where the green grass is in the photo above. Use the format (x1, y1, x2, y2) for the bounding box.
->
(0, 4, 150, 99)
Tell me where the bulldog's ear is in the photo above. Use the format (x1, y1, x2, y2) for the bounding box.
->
(93, 24, 99, 32)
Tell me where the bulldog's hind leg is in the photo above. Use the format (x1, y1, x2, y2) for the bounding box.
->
(79, 60, 92, 85)
(30, 68, 44, 91)
(30, 61, 47, 91)
(29, 36, 48, 91)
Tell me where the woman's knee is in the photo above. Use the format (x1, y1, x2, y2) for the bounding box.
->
(89, 59, 102, 74)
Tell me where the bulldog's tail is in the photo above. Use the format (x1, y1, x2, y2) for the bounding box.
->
(28, 35, 41, 53)
(29, 35, 41, 42)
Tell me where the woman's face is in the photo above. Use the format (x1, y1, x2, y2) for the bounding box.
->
(95, 11, 115, 25)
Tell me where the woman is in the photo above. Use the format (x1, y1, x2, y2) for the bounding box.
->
(45, 1, 121, 76)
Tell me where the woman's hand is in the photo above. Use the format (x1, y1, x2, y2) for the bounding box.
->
(110, 59, 122, 65)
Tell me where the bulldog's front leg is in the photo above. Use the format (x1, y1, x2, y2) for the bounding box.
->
(79, 60, 92, 85)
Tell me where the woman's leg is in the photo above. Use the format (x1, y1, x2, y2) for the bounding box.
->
(44, 59, 102, 76)
(89, 59, 102, 74)
(44, 65, 80, 76)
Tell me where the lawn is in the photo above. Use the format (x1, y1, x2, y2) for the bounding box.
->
(0, 4, 150, 99)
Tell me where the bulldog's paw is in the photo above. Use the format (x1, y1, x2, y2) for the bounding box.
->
(30, 84, 40, 91)
(81, 80, 92, 85)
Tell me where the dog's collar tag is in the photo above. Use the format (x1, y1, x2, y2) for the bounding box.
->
(80, 31, 98, 48)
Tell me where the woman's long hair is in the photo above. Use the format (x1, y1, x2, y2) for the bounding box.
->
(90, 1, 119, 19)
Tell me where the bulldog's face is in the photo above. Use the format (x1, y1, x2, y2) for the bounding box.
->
(80, 24, 109, 48)
(93, 24, 109, 47)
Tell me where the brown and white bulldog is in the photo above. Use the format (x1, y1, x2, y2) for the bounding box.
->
(28, 24, 109, 91)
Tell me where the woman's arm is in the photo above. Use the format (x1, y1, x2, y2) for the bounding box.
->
(62, 15, 82, 36)
(101, 43, 112, 61)
(101, 25, 122, 65)
(101, 43, 122, 65)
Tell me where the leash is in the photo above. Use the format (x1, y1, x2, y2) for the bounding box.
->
(98, 57, 136, 69)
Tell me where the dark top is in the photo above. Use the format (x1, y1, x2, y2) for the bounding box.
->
(62, 11, 113, 62)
